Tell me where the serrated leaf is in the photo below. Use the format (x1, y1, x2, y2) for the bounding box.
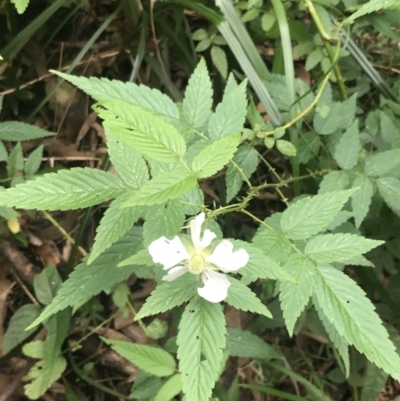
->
(154, 373, 183, 401)
(0, 204, 19, 221)
(208, 78, 247, 140)
(314, 102, 343, 135)
(211, 45, 228, 79)
(52, 71, 179, 119)
(305, 50, 322, 71)
(226, 145, 258, 202)
(226, 328, 278, 360)
(94, 100, 186, 163)
(135, 275, 198, 320)
(313, 302, 350, 377)
(229, 240, 295, 283)
(0, 122, 54, 141)
(192, 29, 208, 41)
(118, 248, 154, 268)
(0, 168, 126, 211)
(88, 194, 144, 264)
(319, 171, 350, 193)
(226, 277, 272, 318)
(376, 176, 400, 215)
(33, 266, 62, 305)
(23, 352, 66, 400)
(313, 265, 400, 380)
(364, 149, 400, 177)
(103, 338, 176, 377)
(3, 304, 42, 353)
(348, 0, 400, 21)
(252, 214, 292, 263)
(28, 228, 143, 329)
(143, 200, 185, 246)
(305, 233, 383, 262)
(182, 59, 213, 130)
(24, 145, 43, 176)
(351, 176, 374, 228)
(106, 129, 148, 187)
(130, 373, 162, 399)
(334, 120, 360, 170)
(196, 38, 212, 52)
(279, 254, 316, 336)
(280, 189, 355, 240)
(298, 132, 321, 164)
(177, 296, 226, 401)
(360, 362, 388, 401)
(338, 94, 357, 130)
(192, 133, 241, 178)
(121, 170, 197, 206)
(380, 111, 399, 144)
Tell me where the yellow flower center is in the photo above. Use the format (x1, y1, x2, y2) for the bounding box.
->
(188, 253, 206, 275)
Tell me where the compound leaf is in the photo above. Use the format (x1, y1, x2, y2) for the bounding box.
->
(305, 233, 383, 262)
(0, 168, 126, 211)
(351, 176, 374, 228)
(313, 265, 400, 380)
(0, 121, 54, 141)
(334, 120, 360, 170)
(280, 190, 355, 240)
(177, 296, 226, 401)
(192, 133, 241, 178)
(377, 176, 400, 215)
(279, 254, 316, 336)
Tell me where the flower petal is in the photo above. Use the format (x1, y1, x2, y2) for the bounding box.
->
(148, 236, 189, 270)
(190, 212, 205, 251)
(207, 240, 249, 273)
(198, 229, 216, 250)
(162, 265, 189, 281)
(197, 270, 230, 303)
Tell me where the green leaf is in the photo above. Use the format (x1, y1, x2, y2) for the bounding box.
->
(377, 177, 400, 215)
(106, 130, 148, 188)
(196, 38, 212, 52)
(208, 77, 247, 140)
(11, 0, 29, 13)
(226, 277, 272, 318)
(314, 102, 342, 135)
(280, 189, 355, 240)
(192, 133, 241, 178)
(252, 214, 292, 263)
(334, 120, 360, 170)
(24, 145, 43, 176)
(313, 302, 350, 377)
(364, 149, 400, 177)
(279, 254, 316, 336)
(182, 59, 213, 130)
(313, 265, 400, 380)
(135, 274, 199, 320)
(0, 168, 126, 211)
(118, 248, 153, 268)
(130, 373, 162, 399)
(23, 348, 66, 400)
(121, 170, 198, 206)
(226, 144, 258, 202)
(276, 139, 297, 156)
(94, 100, 186, 163)
(211, 45, 228, 79)
(226, 328, 278, 360)
(88, 194, 144, 264)
(3, 304, 42, 353)
(305, 233, 383, 262)
(0, 203, 19, 221)
(33, 266, 62, 305)
(0, 141, 8, 161)
(348, 0, 400, 21)
(52, 71, 179, 119)
(338, 94, 357, 130)
(305, 50, 322, 71)
(0, 122, 54, 141)
(154, 374, 183, 401)
(7, 142, 23, 178)
(28, 228, 143, 328)
(103, 338, 176, 377)
(351, 176, 374, 228)
(380, 111, 399, 145)
(360, 362, 388, 401)
(44, 309, 70, 363)
(298, 132, 321, 164)
(261, 13, 276, 32)
(319, 171, 349, 193)
(192, 29, 208, 41)
(177, 296, 226, 401)
(229, 239, 295, 283)
(143, 200, 185, 246)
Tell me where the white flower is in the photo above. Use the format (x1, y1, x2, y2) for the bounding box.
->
(148, 213, 249, 303)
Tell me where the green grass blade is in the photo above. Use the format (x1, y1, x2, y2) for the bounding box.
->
(240, 384, 310, 401)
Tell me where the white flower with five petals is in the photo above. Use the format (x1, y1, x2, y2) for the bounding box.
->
(148, 213, 249, 303)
